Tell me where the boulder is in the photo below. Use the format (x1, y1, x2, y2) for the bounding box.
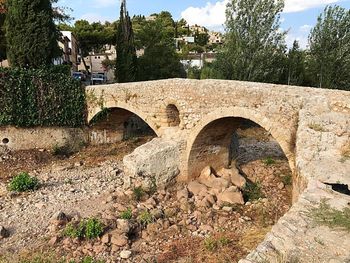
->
(117, 219, 130, 234)
(217, 187, 244, 205)
(188, 181, 208, 196)
(217, 167, 246, 188)
(123, 138, 181, 189)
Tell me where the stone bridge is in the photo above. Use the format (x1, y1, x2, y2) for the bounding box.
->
(87, 79, 350, 262)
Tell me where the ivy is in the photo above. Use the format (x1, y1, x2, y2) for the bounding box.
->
(0, 67, 86, 127)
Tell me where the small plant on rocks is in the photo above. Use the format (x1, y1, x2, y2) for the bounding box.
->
(133, 186, 145, 201)
(310, 200, 350, 232)
(243, 181, 265, 201)
(120, 208, 133, 220)
(63, 218, 103, 239)
(280, 174, 292, 186)
(8, 172, 39, 192)
(263, 157, 276, 166)
(138, 210, 154, 227)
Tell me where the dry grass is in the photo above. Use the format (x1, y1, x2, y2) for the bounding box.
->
(239, 227, 271, 252)
(341, 141, 350, 161)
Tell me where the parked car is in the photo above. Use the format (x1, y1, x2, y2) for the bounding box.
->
(91, 73, 106, 85)
(72, 72, 85, 81)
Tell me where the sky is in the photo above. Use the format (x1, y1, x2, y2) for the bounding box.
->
(57, 0, 350, 48)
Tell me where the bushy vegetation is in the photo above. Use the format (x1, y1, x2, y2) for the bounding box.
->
(8, 172, 40, 192)
(63, 218, 104, 239)
(263, 157, 276, 166)
(0, 67, 86, 127)
(242, 181, 265, 201)
(203, 236, 231, 252)
(132, 186, 145, 201)
(120, 208, 133, 220)
(137, 210, 154, 227)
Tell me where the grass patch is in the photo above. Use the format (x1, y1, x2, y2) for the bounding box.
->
(310, 200, 350, 232)
(137, 210, 154, 227)
(308, 122, 326, 132)
(133, 186, 145, 201)
(8, 172, 40, 192)
(263, 157, 276, 166)
(120, 208, 133, 220)
(203, 236, 231, 252)
(63, 218, 104, 239)
(280, 174, 293, 186)
(242, 181, 265, 201)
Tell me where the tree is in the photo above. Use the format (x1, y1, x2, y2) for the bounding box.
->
(195, 30, 209, 47)
(135, 15, 186, 81)
(286, 40, 306, 86)
(6, 0, 61, 68)
(308, 5, 350, 90)
(213, 0, 287, 83)
(115, 2, 137, 82)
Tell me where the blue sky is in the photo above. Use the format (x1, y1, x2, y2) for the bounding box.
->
(57, 0, 350, 48)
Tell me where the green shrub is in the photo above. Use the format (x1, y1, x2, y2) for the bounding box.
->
(8, 172, 39, 192)
(263, 157, 276, 165)
(281, 174, 293, 186)
(120, 208, 133, 220)
(203, 237, 218, 252)
(63, 218, 103, 239)
(133, 186, 145, 201)
(0, 67, 86, 127)
(243, 181, 265, 201)
(137, 210, 154, 227)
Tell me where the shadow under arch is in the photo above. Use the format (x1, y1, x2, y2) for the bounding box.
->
(89, 106, 158, 143)
(89, 103, 160, 138)
(185, 107, 296, 180)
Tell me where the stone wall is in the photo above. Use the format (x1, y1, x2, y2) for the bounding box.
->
(0, 126, 87, 152)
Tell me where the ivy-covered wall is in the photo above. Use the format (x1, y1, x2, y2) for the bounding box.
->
(0, 67, 86, 127)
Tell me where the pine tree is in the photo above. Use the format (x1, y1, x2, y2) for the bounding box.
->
(213, 0, 287, 83)
(286, 40, 306, 86)
(308, 5, 350, 90)
(115, 2, 137, 83)
(5, 0, 61, 68)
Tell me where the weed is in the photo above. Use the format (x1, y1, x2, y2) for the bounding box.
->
(8, 172, 39, 192)
(148, 176, 157, 195)
(218, 237, 231, 246)
(308, 122, 326, 132)
(243, 181, 265, 201)
(309, 200, 350, 232)
(120, 208, 133, 220)
(63, 218, 103, 239)
(280, 174, 293, 186)
(203, 236, 231, 252)
(138, 210, 154, 227)
(203, 237, 218, 252)
(263, 157, 276, 166)
(133, 186, 145, 201)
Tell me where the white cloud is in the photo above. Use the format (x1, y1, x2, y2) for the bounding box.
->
(181, 0, 229, 29)
(181, 0, 342, 29)
(80, 13, 113, 23)
(300, 24, 312, 32)
(284, 0, 341, 13)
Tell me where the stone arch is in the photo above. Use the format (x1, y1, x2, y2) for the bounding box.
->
(184, 107, 296, 180)
(88, 103, 160, 137)
(165, 104, 181, 127)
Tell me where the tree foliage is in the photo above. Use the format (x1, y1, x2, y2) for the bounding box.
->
(135, 14, 186, 81)
(213, 0, 287, 83)
(115, 2, 137, 83)
(308, 5, 350, 90)
(286, 40, 306, 86)
(6, 0, 61, 68)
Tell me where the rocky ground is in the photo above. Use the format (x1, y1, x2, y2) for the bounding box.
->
(0, 129, 293, 263)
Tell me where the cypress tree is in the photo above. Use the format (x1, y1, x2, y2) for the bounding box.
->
(5, 0, 61, 68)
(115, 2, 137, 83)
